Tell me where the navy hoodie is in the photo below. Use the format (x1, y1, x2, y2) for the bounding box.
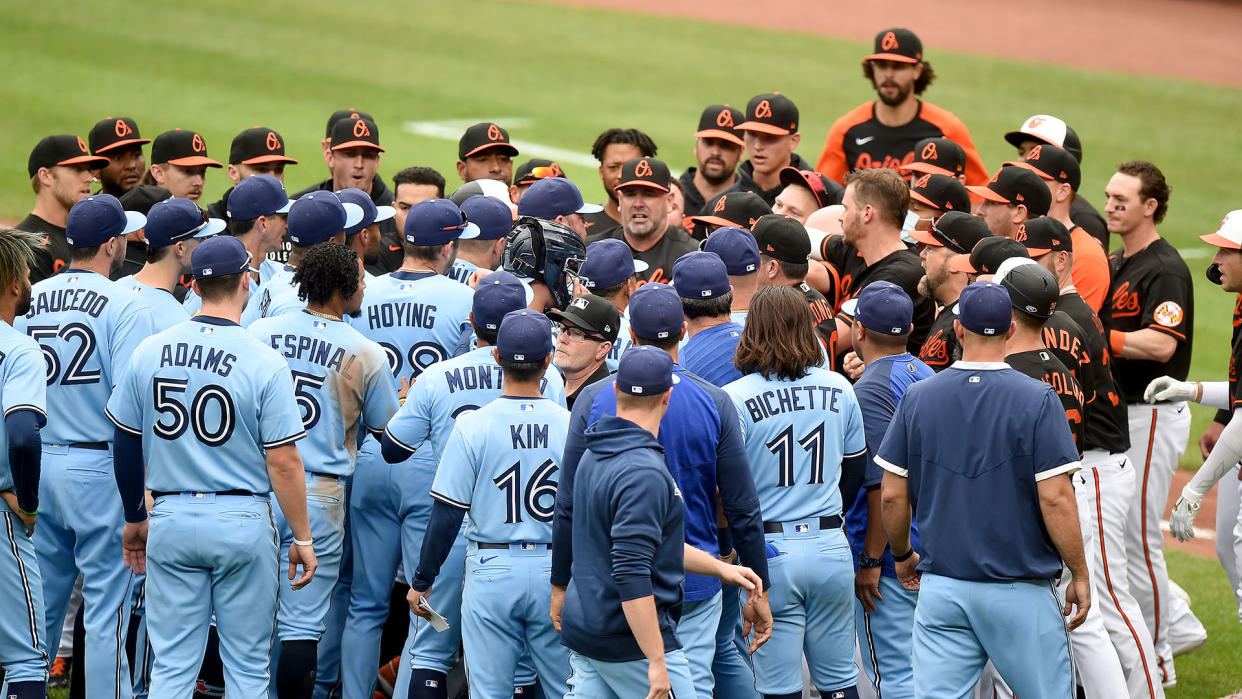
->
(558, 415, 685, 663)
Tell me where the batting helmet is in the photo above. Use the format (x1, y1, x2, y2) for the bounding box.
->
(995, 258, 1059, 319)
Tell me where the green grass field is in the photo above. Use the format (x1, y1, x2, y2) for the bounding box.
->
(6, 0, 1242, 695)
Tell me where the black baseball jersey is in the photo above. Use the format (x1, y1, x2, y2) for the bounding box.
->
(917, 301, 959, 372)
(819, 235, 868, 313)
(834, 247, 935, 355)
(1006, 348, 1085, 453)
(798, 281, 836, 369)
(587, 226, 698, 286)
(1055, 291, 1130, 453)
(17, 213, 70, 283)
(1102, 238, 1194, 402)
(731, 153, 815, 207)
(1071, 196, 1109, 253)
(1219, 294, 1242, 424)
(582, 209, 620, 238)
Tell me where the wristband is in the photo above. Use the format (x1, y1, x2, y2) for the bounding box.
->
(1195, 382, 1204, 403)
(891, 546, 914, 562)
(17, 507, 36, 517)
(1109, 329, 1126, 357)
(293, 538, 314, 547)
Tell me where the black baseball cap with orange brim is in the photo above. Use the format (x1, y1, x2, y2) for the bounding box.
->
(325, 109, 373, 138)
(910, 210, 991, 254)
(28, 135, 110, 178)
(459, 122, 519, 160)
(1014, 217, 1073, 257)
(150, 130, 224, 168)
(908, 173, 971, 214)
(89, 118, 151, 156)
(1006, 143, 1080, 192)
(330, 118, 385, 153)
(865, 27, 923, 63)
(695, 105, 745, 147)
(230, 127, 299, 166)
(615, 157, 671, 193)
(737, 93, 799, 136)
(900, 137, 965, 178)
(690, 191, 772, 230)
(966, 167, 1050, 217)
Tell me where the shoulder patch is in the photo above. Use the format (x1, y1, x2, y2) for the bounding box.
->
(1153, 301, 1184, 327)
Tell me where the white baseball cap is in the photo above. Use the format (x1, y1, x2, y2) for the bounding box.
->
(1004, 115, 1068, 150)
(1201, 210, 1242, 250)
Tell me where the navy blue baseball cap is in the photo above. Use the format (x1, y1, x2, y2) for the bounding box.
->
(855, 280, 913, 336)
(516, 178, 602, 220)
(460, 196, 514, 241)
(673, 251, 730, 299)
(337, 188, 395, 235)
(227, 174, 293, 220)
(65, 194, 146, 248)
(703, 227, 761, 275)
(958, 281, 1013, 337)
(496, 309, 553, 362)
(629, 283, 684, 340)
(405, 199, 481, 246)
(579, 239, 649, 290)
(473, 271, 534, 331)
(143, 198, 225, 249)
(288, 191, 364, 246)
(616, 345, 678, 396)
(192, 235, 251, 280)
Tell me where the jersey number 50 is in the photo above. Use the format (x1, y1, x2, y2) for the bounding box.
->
(152, 378, 236, 446)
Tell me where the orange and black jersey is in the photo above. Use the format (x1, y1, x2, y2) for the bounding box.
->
(1054, 291, 1130, 454)
(799, 281, 836, 369)
(819, 235, 868, 314)
(833, 247, 935, 356)
(1102, 238, 1194, 402)
(586, 226, 698, 286)
(582, 209, 621, 239)
(918, 301, 959, 372)
(1219, 294, 1242, 424)
(815, 100, 989, 186)
(1007, 349, 1086, 454)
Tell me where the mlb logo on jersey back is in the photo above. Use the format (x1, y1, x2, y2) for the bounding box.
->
(520, 402, 535, 412)
(198, 326, 214, 335)
(312, 320, 327, 329)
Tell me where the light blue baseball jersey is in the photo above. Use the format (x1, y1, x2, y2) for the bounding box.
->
(448, 259, 479, 286)
(116, 276, 190, 332)
(724, 367, 866, 522)
(729, 310, 748, 326)
(603, 311, 632, 372)
(242, 265, 304, 325)
(384, 345, 566, 460)
(15, 269, 154, 444)
(249, 310, 400, 476)
(0, 323, 47, 494)
(431, 397, 570, 543)
(182, 259, 276, 316)
(106, 316, 306, 493)
(349, 271, 475, 384)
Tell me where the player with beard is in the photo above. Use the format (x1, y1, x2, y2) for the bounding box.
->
(909, 211, 992, 371)
(680, 105, 746, 216)
(88, 118, 150, 198)
(587, 158, 697, 284)
(815, 28, 987, 187)
(21, 135, 110, 282)
(584, 129, 658, 236)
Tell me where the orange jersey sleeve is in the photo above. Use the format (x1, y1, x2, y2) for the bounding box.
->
(920, 102, 989, 187)
(1069, 226, 1110, 312)
(815, 103, 874, 185)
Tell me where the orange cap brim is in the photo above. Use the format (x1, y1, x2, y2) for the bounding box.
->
(461, 143, 518, 159)
(909, 228, 940, 246)
(900, 161, 953, 177)
(616, 181, 670, 193)
(965, 185, 1009, 204)
(865, 53, 920, 63)
(909, 191, 940, 209)
(1025, 246, 1052, 257)
(240, 154, 300, 165)
(166, 156, 224, 168)
(1201, 232, 1242, 250)
(58, 154, 112, 169)
(949, 255, 977, 274)
(694, 129, 745, 147)
(1007, 161, 1054, 181)
(331, 141, 385, 153)
(689, 215, 737, 228)
(94, 138, 151, 154)
(736, 121, 791, 136)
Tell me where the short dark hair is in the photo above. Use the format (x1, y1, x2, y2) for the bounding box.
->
(293, 242, 360, 306)
(844, 168, 909, 228)
(862, 59, 936, 95)
(393, 166, 446, 199)
(498, 356, 545, 383)
(734, 286, 823, 380)
(229, 217, 258, 236)
(1015, 308, 1047, 330)
(593, 280, 628, 301)
(762, 256, 808, 282)
(403, 240, 456, 263)
(591, 129, 658, 162)
(858, 325, 908, 349)
(681, 293, 733, 320)
(1116, 161, 1171, 224)
(633, 334, 680, 352)
(145, 245, 173, 264)
(196, 272, 245, 303)
(70, 244, 103, 262)
(472, 322, 499, 347)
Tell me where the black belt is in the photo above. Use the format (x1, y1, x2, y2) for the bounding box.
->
(151, 489, 260, 498)
(763, 515, 842, 533)
(306, 471, 340, 480)
(69, 442, 108, 450)
(477, 542, 550, 550)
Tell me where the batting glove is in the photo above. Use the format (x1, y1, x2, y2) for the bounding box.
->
(1168, 486, 1204, 542)
(1143, 376, 1198, 404)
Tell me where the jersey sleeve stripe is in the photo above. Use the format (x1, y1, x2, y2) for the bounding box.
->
(104, 408, 142, 436)
(383, 428, 420, 454)
(875, 455, 907, 478)
(263, 432, 306, 449)
(1034, 461, 1081, 482)
(845, 448, 867, 459)
(1146, 325, 1186, 341)
(3, 405, 46, 419)
(429, 491, 470, 510)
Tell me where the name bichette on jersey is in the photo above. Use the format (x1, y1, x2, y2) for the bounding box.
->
(742, 385, 846, 423)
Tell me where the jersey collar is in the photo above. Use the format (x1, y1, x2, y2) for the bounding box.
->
(391, 270, 438, 281)
(193, 315, 240, 327)
(951, 360, 1009, 370)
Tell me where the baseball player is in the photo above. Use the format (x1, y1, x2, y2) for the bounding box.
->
(338, 198, 479, 698)
(13, 194, 152, 699)
(510, 158, 564, 203)
(0, 228, 50, 699)
(379, 273, 565, 699)
(731, 93, 815, 205)
(338, 186, 396, 274)
(118, 198, 222, 331)
(576, 238, 646, 371)
(144, 129, 223, 202)
(722, 285, 866, 699)
(248, 242, 400, 696)
(516, 176, 601, 240)
(584, 128, 658, 235)
(21, 135, 110, 283)
(966, 166, 1051, 240)
(773, 167, 844, 223)
(689, 191, 772, 242)
(88, 117, 151, 198)
(554, 346, 766, 699)
(557, 282, 771, 699)
(898, 137, 968, 185)
(750, 215, 836, 359)
(906, 172, 971, 234)
(205, 126, 299, 224)
(1098, 161, 1194, 686)
(501, 216, 587, 315)
(242, 191, 364, 325)
(107, 235, 315, 695)
(844, 281, 933, 699)
(674, 251, 744, 387)
(406, 309, 571, 698)
(588, 157, 698, 284)
(878, 281, 1089, 698)
(1003, 115, 1109, 249)
(702, 226, 762, 325)
(1147, 209, 1242, 625)
(448, 195, 513, 285)
(392, 167, 446, 242)
(815, 28, 988, 186)
(681, 105, 746, 216)
(456, 122, 518, 185)
(909, 211, 993, 371)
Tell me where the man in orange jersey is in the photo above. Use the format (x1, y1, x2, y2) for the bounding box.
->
(815, 28, 988, 187)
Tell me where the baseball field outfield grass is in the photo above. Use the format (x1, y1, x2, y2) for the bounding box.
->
(7, 0, 1240, 695)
